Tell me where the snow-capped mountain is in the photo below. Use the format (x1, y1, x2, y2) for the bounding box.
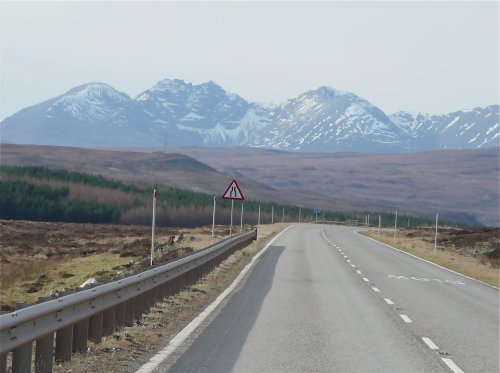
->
(390, 106, 499, 150)
(133, 79, 272, 146)
(1, 79, 498, 152)
(253, 87, 407, 152)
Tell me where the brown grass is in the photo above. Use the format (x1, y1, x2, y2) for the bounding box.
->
(363, 230, 499, 288)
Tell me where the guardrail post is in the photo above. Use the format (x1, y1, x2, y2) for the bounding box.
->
(0, 353, 6, 373)
(72, 318, 89, 353)
(103, 307, 115, 336)
(115, 303, 125, 329)
(55, 325, 73, 362)
(88, 312, 103, 343)
(125, 299, 134, 326)
(35, 332, 54, 373)
(12, 303, 33, 373)
(133, 295, 143, 322)
(143, 292, 151, 314)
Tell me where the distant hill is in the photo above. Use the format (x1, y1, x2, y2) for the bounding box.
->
(1, 144, 498, 225)
(1, 79, 498, 152)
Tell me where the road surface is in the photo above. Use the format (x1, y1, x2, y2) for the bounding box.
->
(148, 224, 499, 373)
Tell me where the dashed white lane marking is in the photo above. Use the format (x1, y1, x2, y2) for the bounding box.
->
(422, 337, 439, 350)
(372, 287, 380, 292)
(135, 226, 294, 373)
(363, 277, 369, 282)
(442, 358, 465, 373)
(384, 298, 394, 305)
(346, 259, 351, 263)
(350, 264, 356, 268)
(356, 270, 362, 275)
(400, 314, 412, 323)
(343, 255, 348, 258)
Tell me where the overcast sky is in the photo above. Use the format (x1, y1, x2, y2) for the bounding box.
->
(1, 1, 498, 120)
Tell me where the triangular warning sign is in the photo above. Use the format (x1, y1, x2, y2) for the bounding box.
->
(222, 179, 245, 200)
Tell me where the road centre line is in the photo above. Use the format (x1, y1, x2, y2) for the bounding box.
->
(442, 358, 465, 373)
(346, 259, 351, 263)
(372, 287, 380, 292)
(363, 278, 369, 282)
(384, 298, 394, 305)
(351, 264, 356, 268)
(422, 337, 439, 350)
(356, 270, 362, 274)
(400, 314, 412, 323)
(136, 226, 294, 373)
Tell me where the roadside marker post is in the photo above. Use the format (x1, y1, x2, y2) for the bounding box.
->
(271, 206, 274, 224)
(434, 213, 439, 251)
(299, 207, 302, 223)
(221, 179, 245, 237)
(282, 207, 285, 223)
(212, 196, 216, 243)
(378, 214, 381, 236)
(151, 189, 157, 266)
(257, 205, 261, 239)
(393, 210, 398, 241)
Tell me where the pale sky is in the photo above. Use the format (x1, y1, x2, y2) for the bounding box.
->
(1, 1, 499, 120)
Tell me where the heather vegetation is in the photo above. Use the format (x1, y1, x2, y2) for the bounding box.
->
(0, 165, 446, 228)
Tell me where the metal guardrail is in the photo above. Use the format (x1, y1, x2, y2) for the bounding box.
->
(0, 229, 257, 373)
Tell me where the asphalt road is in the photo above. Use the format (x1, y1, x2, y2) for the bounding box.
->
(153, 224, 499, 373)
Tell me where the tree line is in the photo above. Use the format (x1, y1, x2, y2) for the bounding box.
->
(0, 165, 448, 227)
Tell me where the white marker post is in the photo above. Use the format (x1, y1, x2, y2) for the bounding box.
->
(257, 205, 261, 239)
(282, 207, 285, 223)
(151, 189, 157, 266)
(378, 214, 381, 236)
(368, 215, 370, 227)
(434, 213, 439, 251)
(299, 207, 302, 223)
(240, 203, 244, 234)
(271, 206, 274, 224)
(393, 210, 398, 241)
(211, 195, 216, 243)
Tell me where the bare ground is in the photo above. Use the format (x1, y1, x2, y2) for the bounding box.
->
(0, 220, 235, 310)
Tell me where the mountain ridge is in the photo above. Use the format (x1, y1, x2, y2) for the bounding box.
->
(1, 79, 498, 152)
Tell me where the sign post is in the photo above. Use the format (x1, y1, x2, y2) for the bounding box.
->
(151, 189, 157, 266)
(240, 203, 244, 234)
(222, 179, 244, 237)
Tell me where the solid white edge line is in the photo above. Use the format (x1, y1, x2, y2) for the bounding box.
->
(384, 298, 394, 305)
(442, 358, 465, 373)
(354, 231, 499, 290)
(422, 337, 439, 350)
(372, 287, 380, 292)
(400, 314, 412, 323)
(135, 225, 295, 373)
